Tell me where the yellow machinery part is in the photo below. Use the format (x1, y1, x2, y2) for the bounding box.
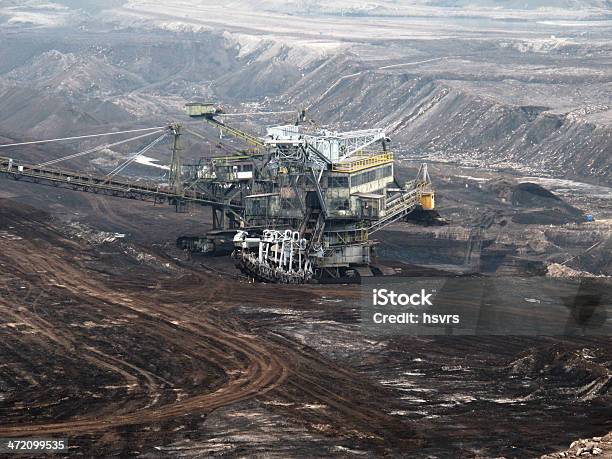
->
(420, 192, 435, 210)
(332, 152, 393, 173)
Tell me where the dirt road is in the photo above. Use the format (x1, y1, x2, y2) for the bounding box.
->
(0, 199, 421, 455)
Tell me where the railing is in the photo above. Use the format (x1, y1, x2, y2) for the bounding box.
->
(328, 228, 369, 246)
(368, 182, 432, 234)
(331, 152, 393, 173)
(204, 116, 265, 150)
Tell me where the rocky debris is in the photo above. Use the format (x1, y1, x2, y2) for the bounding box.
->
(546, 263, 608, 279)
(65, 221, 125, 245)
(542, 432, 612, 458)
(64, 221, 175, 271)
(504, 344, 612, 403)
(122, 244, 176, 271)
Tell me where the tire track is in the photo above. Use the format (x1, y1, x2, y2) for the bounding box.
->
(0, 238, 290, 437)
(0, 218, 413, 446)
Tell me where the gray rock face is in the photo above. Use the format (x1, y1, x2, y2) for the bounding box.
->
(285, 63, 611, 184)
(0, 1, 610, 185)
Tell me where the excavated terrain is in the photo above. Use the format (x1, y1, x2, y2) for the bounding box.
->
(0, 2, 610, 456)
(0, 1, 610, 184)
(1, 160, 611, 457)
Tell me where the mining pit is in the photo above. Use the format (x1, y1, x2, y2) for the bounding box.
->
(0, 161, 610, 457)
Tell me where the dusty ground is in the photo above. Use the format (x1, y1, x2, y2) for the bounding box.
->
(0, 161, 611, 457)
(0, 198, 421, 456)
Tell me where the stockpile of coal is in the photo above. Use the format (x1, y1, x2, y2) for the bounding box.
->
(404, 207, 447, 226)
(486, 179, 584, 225)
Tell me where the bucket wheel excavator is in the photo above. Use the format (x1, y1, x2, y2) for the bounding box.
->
(0, 102, 437, 284)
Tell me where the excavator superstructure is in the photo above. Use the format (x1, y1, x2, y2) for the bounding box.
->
(185, 103, 435, 283)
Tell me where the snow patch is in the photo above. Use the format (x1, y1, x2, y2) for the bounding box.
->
(133, 155, 170, 170)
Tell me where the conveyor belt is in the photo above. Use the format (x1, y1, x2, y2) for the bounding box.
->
(0, 156, 243, 210)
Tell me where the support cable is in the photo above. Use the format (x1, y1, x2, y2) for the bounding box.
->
(106, 133, 169, 179)
(0, 126, 168, 149)
(183, 128, 209, 142)
(37, 130, 164, 167)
